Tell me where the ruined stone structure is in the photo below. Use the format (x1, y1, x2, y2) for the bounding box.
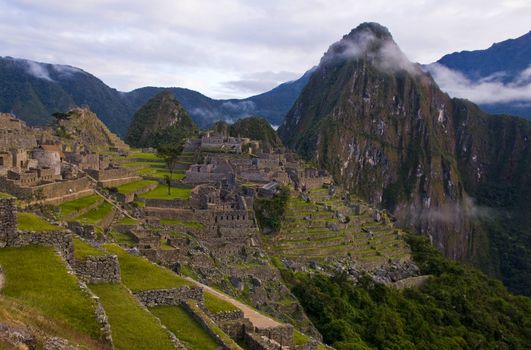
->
(134, 286, 203, 307)
(73, 255, 121, 284)
(0, 197, 17, 247)
(32, 144, 62, 176)
(200, 133, 243, 153)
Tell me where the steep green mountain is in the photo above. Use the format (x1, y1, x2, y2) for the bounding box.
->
(228, 116, 283, 148)
(428, 30, 531, 121)
(0, 56, 312, 133)
(125, 91, 198, 148)
(0, 56, 131, 134)
(278, 23, 531, 295)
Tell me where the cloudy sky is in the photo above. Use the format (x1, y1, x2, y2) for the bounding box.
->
(1, 0, 530, 99)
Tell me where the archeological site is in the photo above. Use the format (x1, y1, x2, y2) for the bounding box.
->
(0, 104, 418, 350)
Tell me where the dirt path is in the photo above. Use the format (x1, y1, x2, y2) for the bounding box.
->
(184, 277, 282, 329)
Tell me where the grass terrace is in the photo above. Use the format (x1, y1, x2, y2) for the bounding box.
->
(109, 230, 136, 247)
(140, 185, 192, 200)
(0, 246, 104, 341)
(73, 237, 106, 260)
(150, 305, 219, 350)
(118, 217, 139, 225)
(116, 180, 158, 195)
(203, 292, 238, 314)
(89, 283, 175, 350)
(74, 202, 114, 226)
(17, 212, 63, 232)
(103, 244, 193, 291)
(0, 192, 14, 199)
(58, 194, 101, 219)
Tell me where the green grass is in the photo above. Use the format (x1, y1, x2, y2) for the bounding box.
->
(17, 212, 62, 232)
(159, 218, 204, 228)
(109, 230, 136, 247)
(160, 238, 174, 251)
(103, 244, 193, 291)
(73, 237, 106, 260)
(151, 305, 219, 350)
(89, 284, 175, 350)
(294, 330, 310, 346)
(74, 202, 114, 226)
(203, 292, 238, 313)
(140, 185, 192, 200)
(0, 192, 14, 199)
(127, 151, 162, 161)
(0, 246, 103, 340)
(58, 194, 101, 219)
(118, 217, 139, 225)
(116, 180, 158, 195)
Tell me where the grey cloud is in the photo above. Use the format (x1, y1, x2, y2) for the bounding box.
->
(425, 63, 531, 104)
(23, 59, 53, 81)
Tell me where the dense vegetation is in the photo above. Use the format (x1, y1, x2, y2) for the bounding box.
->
(254, 186, 289, 232)
(125, 91, 197, 148)
(228, 116, 283, 149)
(285, 234, 531, 350)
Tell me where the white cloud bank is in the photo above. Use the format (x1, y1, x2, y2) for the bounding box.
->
(425, 63, 531, 104)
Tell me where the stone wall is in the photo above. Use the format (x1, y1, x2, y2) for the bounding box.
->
(209, 309, 245, 323)
(0, 176, 92, 203)
(12, 231, 74, 264)
(73, 255, 121, 284)
(0, 198, 17, 247)
(254, 325, 293, 347)
(68, 222, 98, 240)
(133, 286, 203, 307)
(143, 198, 189, 208)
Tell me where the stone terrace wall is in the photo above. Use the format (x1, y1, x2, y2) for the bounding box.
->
(0, 177, 92, 202)
(143, 198, 189, 208)
(255, 325, 293, 347)
(73, 255, 121, 284)
(134, 286, 203, 307)
(12, 231, 74, 264)
(0, 198, 17, 247)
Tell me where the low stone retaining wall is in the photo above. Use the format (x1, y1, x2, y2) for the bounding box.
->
(143, 198, 189, 209)
(0, 198, 17, 247)
(68, 222, 98, 240)
(73, 255, 121, 284)
(134, 286, 203, 307)
(209, 309, 245, 323)
(255, 325, 293, 348)
(243, 332, 279, 350)
(12, 231, 73, 263)
(181, 300, 241, 350)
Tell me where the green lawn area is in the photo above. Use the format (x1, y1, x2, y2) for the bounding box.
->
(74, 202, 114, 226)
(73, 237, 106, 260)
(0, 246, 103, 340)
(127, 151, 162, 161)
(150, 305, 219, 350)
(0, 192, 13, 199)
(58, 194, 101, 219)
(17, 212, 63, 232)
(140, 185, 192, 200)
(204, 292, 238, 314)
(159, 218, 204, 228)
(118, 217, 139, 225)
(103, 244, 193, 291)
(116, 180, 158, 195)
(109, 230, 136, 247)
(89, 284, 175, 350)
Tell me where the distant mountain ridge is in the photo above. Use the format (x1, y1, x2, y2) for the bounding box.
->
(427, 30, 531, 120)
(0, 56, 313, 135)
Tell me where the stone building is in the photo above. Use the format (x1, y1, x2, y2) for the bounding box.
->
(32, 144, 62, 176)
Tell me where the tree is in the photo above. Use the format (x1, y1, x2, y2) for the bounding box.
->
(156, 143, 184, 195)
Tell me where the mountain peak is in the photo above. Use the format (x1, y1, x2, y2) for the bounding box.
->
(320, 22, 419, 76)
(345, 22, 393, 41)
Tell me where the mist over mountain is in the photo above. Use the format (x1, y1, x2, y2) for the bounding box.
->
(279, 22, 531, 296)
(0, 56, 312, 135)
(426, 30, 531, 120)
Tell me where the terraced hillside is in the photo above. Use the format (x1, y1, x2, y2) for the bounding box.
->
(264, 187, 412, 275)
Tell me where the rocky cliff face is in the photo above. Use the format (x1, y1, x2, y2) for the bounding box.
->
(125, 91, 198, 148)
(278, 23, 531, 294)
